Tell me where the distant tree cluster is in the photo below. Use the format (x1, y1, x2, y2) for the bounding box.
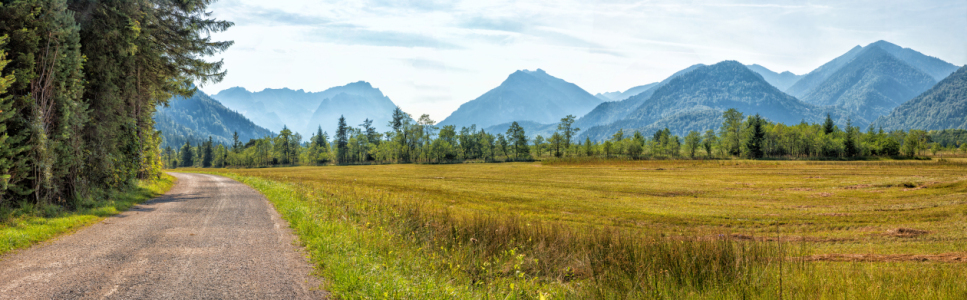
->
(170, 107, 967, 169)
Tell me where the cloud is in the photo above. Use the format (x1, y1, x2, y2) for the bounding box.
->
(214, 1, 332, 26)
(458, 15, 526, 33)
(401, 58, 468, 72)
(364, 0, 456, 12)
(309, 26, 463, 49)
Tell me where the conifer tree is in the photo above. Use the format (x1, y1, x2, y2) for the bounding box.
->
(823, 113, 836, 135)
(202, 137, 214, 167)
(745, 114, 765, 159)
(180, 140, 194, 167)
(336, 116, 349, 163)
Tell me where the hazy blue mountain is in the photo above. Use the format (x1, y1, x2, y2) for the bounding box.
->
(574, 64, 706, 130)
(798, 45, 937, 125)
(874, 65, 967, 131)
(212, 81, 401, 138)
(438, 69, 603, 129)
(594, 83, 658, 102)
(306, 91, 398, 137)
(582, 61, 835, 140)
(867, 40, 959, 81)
(745, 64, 802, 91)
(154, 90, 273, 149)
(786, 45, 865, 98)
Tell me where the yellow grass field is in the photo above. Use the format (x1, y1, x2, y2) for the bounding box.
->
(187, 159, 967, 298)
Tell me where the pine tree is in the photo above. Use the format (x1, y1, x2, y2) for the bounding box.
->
(180, 140, 194, 167)
(202, 137, 214, 167)
(823, 113, 836, 135)
(745, 114, 765, 159)
(844, 119, 858, 158)
(232, 131, 242, 153)
(336, 116, 349, 163)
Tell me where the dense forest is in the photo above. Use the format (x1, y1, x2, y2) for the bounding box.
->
(0, 0, 231, 207)
(168, 108, 967, 169)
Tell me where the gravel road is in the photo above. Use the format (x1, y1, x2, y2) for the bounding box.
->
(0, 173, 327, 299)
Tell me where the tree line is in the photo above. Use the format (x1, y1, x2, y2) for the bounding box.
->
(167, 108, 967, 169)
(0, 0, 231, 208)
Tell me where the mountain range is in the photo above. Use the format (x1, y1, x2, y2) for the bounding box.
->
(582, 61, 835, 139)
(156, 40, 964, 144)
(574, 64, 706, 132)
(154, 90, 273, 149)
(438, 69, 602, 129)
(212, 81, 399, 139)
(793, 41, 953, 125)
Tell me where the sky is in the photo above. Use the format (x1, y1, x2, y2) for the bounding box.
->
(201, 0, 967, 122)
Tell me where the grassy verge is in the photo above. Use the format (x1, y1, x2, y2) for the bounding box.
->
(0, 174, 176, 256)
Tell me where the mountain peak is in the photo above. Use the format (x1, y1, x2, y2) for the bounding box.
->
(868, 40, 899, 49)
(439, 69, 601, 128)
(345, 81, 374, 89)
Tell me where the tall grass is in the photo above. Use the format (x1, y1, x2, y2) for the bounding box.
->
(220, 172, 786, 298)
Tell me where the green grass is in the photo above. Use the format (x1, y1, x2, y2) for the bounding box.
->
(0, 174, 175, 256)
(188, 160, 967, 299)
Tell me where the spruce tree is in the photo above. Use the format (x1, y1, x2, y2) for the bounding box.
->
(844, 119, 858, 158)
(202, 137, 214, 167)
(823, 113, 836, 135)
(180, 140, 194, 167)
(336, 116, 349, 163)
(745, 114, 765, 159)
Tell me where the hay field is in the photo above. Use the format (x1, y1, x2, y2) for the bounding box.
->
(188, 160, 967, 298)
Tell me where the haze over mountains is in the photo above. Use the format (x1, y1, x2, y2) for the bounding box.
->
(158, 40, 965, 144)
(438, 69, 602, 129)
(745, 64, 803, 91)
(212, 81, 399, 139)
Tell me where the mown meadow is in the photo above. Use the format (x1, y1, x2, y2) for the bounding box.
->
(188, 159, 967, 298)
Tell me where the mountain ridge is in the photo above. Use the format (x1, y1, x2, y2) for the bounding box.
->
(438, 69, 602, 129)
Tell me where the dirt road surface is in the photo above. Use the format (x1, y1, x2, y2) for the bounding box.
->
(0, 173, 326, 299)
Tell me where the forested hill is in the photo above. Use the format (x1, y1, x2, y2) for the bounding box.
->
(798, 45, 937, 125)
(438, 69, 602, 128)
(873, 65, 967, 131)
(212, 81, 398, 137)
(582, 61, 834, 140)
(155, 91, 274, 149)
(574, 64, 705, 130)
(787, 40, 956, 103)
(785, 45, 865, 98)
